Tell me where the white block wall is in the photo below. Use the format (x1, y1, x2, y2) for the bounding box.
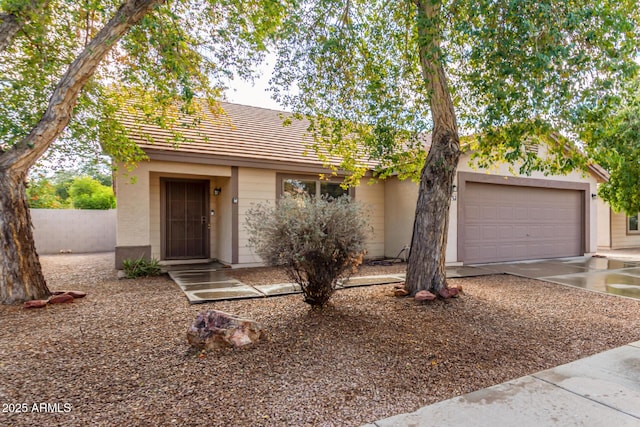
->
(31, 209, 116, 254)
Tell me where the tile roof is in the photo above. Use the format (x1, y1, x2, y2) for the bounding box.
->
(119, 100, 608, 181)
(120, 101, 377, 170)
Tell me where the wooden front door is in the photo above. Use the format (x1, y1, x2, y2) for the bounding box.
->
(164, 180, 209, 259)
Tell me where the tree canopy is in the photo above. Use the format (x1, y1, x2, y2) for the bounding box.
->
(270, 0, 639, 182)
(1, 0, 290, 171)
(581, 78, 640, 216)
(0, 0, 292, 304)
(268, 0, 639, 295)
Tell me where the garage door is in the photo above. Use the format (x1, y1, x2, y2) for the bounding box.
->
(462, 182, 583, 264)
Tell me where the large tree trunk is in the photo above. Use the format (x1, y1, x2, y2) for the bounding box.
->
(405, 0, 460, 296)
(0, 0, 160, 304)
(0, 170, 49, 304)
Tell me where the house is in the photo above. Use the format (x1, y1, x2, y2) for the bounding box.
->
(114, 102, 606, 268)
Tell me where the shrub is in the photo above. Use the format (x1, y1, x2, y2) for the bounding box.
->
(246, 194, 370, 308)
(122, 256, 162, 278)
(69, 176, 116, 209)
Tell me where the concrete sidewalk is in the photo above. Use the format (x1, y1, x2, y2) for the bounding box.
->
(366, 340, 640, 427)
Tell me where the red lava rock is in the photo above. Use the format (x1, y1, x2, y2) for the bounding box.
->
(394, 288, 410, 297)
(448, 286, 462, 298)
(23, 299, 48, 309)
(67, 291, 87, 299)
(438, 288, 452, 298)
(48, 294, 74, 304)
(52, 290, 86, 298)
(438, 286, 463, 299)
(415, 290, 437, 301)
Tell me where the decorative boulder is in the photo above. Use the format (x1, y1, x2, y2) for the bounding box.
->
(23, 299, 48, 309)
(415, 290, 437, 301)
(187, 310, 261, 350)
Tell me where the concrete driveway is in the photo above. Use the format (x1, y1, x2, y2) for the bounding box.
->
(471, 255, 640, 300)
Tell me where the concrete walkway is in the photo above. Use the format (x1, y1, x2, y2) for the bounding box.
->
(366, 340, 640, 427)
(167, 263, 496, 304)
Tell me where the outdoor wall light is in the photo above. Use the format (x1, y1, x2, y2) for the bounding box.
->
(213, 187, 222, 196)
(591, 193, 597, 200)
(452, 184, 457, 192)
(232, 197, 238, 204)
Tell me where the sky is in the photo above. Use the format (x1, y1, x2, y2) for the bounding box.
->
(222, 60, 286, 111)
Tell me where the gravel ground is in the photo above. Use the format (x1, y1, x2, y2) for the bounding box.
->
(1, 252, 640, 427)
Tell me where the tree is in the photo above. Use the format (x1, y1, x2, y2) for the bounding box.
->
(271, 0, 639, 296)
(581, 78, 640, 215)
(68, 176, 116, 209)
(26, 176, 66, 209)
(0, 0, 289, 303)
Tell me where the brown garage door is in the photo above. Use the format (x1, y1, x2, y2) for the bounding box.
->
(462, 182, 583, 264)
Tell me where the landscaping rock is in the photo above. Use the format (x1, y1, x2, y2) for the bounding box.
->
(23, 299, 48, 309)
(415, 290, 437, 301)
(438, 286, 463, 299)
(54, 290, 87, 299)
(394, 287, 410, 297)
(187, 310, 262, 350)
(48, 294, 74, 304)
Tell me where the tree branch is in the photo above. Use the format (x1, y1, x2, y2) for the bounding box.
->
(0, 0, 162, 172)
(0, 12, 21, 53)
(0, 0, 47, 54)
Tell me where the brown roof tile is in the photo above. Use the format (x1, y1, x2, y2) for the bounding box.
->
(123, 101, 377, 170)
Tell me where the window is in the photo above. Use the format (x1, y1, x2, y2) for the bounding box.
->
(283, 179, 316, 197)
(281, 176, 350, 199)
(628, 214, 639, 233)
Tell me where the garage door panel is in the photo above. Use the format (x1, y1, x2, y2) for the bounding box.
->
(482, 225, 497, 240)
(498, 225, 514, 239)
(462, 182, 583, 264)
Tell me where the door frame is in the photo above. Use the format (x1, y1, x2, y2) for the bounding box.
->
(160, 178, 210, 260)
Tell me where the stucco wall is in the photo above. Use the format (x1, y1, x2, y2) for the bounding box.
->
(597, 198, 611, 249)
(31, 209, 116, 254)
(116, 160, 231, 260)
(610, 210, 640, 249)
(384, 178, 417, 260)
(354, 179, 385, 258)
(237, 167, 277, 264)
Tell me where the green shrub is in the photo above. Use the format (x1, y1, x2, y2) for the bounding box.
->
(69, 176, 116, 209)
(122, 256, 162, 278)
(246, 194, 370, 308)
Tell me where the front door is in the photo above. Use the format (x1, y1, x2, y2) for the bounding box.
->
(164, 180, 209, 259)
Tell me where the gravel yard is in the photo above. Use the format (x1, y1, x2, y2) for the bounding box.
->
(1, 252, 640, 427)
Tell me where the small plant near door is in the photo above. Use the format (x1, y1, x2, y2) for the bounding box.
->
(246, 194, 370, 309)
(122, 256, 162, 279)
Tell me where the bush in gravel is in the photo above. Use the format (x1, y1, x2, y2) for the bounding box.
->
(246, 194, 370, 308)
(122, 256, 162, 278)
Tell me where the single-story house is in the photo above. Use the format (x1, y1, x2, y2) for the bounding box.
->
(114, 102, 608, 268)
